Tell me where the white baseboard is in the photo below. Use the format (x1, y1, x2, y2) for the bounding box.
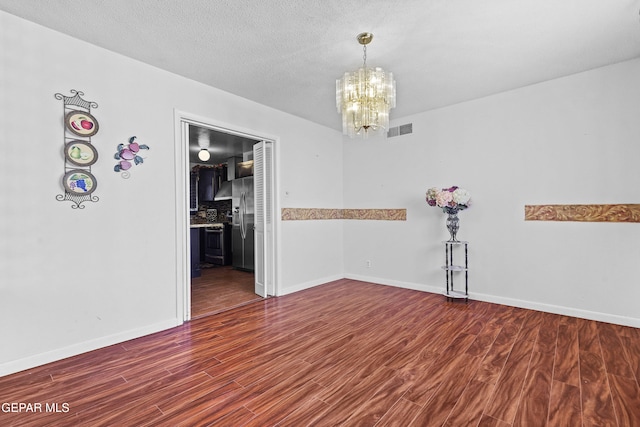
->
(0, 318, 180, 377)
(344, 273, 443, 295)
(278, 274, 345, 296)
(471, 291, 640, 328)
(344, 274, 640, 328)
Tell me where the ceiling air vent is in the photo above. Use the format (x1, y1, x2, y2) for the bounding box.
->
(399, 123, 413, 135)
(387, 123, 413, 138)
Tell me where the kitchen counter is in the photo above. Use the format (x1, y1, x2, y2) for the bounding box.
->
(190, 222, 225, 228)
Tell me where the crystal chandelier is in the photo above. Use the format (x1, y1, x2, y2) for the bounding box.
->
(336, 32, 396, 138)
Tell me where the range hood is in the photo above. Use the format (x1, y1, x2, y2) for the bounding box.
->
(214, 181, 232, 200)
(213, 157, 239, 201)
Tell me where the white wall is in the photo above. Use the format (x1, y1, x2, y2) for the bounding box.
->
(0, 11, 343, 376)
(344, 58, 640, 327)
(278, 126, 345, 293)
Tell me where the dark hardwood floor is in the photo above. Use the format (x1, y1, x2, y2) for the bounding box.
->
(191, 266, 262, 318)
(1, 279, 639, 426)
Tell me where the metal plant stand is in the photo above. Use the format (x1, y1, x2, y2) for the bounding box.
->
(442, 240, 469, 301)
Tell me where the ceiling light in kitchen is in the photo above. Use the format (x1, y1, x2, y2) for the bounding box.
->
(198, 148, 210, 161)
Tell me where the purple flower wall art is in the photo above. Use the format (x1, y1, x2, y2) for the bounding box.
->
(114, 136, 150, 178)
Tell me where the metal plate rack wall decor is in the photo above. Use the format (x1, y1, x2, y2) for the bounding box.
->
(55, 90, 100, 208)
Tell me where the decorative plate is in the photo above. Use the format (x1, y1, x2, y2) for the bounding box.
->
(65, 110, 99, 137)
(62, 170, 97, 195)
(65, 141, 98, 166)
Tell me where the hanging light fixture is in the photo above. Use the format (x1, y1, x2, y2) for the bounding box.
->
(197, 128, 211, 161)
(198, 148, 210, 161)
(336, 32, 396, 138)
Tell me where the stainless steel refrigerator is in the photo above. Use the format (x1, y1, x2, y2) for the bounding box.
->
(232, 176, 254, 271)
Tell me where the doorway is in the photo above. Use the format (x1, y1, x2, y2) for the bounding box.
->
(191, 266, 260, 318)
(174, 111, 277, 322)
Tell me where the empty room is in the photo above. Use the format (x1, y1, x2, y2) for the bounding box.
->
(1, 1, 640, 425)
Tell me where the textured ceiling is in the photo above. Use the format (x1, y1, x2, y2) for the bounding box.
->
(1, 0, 640, 132)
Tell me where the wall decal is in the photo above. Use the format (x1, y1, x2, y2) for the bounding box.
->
(55, 90, 99, 209)
(342, 209, 407, 221)
(282, 208, 341, 220)
(113, 136, 150, 178)
(524, 204, 640, 223)
(281, 208, 406, 221)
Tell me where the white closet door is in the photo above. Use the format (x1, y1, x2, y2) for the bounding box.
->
(253, 140, 273, 297)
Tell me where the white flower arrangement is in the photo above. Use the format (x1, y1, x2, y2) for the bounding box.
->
(426, 186, 471, 212)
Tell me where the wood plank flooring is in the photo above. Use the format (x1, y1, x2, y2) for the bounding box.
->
(1, 279, 640, 426)
(191, 266, 261, 318)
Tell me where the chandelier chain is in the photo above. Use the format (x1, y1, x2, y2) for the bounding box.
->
(362, 45, 367, 67)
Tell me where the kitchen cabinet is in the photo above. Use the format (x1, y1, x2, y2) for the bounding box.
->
(198, 168, 215, 202)
(214, 166, 227, 196)
(190, 228, 201, 278)
(198, 166, 227, 202)
(190, 172, 198, 211)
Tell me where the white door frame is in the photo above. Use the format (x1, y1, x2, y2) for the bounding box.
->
(173, 109, 279, 322)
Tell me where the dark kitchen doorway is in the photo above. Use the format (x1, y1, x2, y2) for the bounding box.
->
(189, 124, 260, 317)
(177, 113, 276, 321)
